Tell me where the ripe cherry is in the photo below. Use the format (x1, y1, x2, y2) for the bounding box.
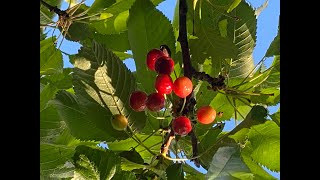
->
(155, 74, 173, 95)
(155, 56, 175, 75)
(146, 92, 165, 111)
(173, 76, 193, 98)
(129, 91, 148, 112)
(196, 106, 217, 124)
(111, 114, 128, 131)
(146, 49, 165, 71)
(172, 116, 192, 136)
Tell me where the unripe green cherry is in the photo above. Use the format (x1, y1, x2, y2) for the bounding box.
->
(111, 114, 128, 131)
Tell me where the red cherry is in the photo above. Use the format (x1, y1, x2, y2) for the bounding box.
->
(173, 76, 193, 98)
(197, 106, 217, 124)
(155, 56, 174, 75)
(129, 91, 148, 112)
(172, 116, 192, 136)
(155, 74, 173, 94)
(146, 49, 165, 71)
(146, 93, 165, 111)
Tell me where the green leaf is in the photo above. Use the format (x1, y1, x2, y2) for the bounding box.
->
(40, 143, 75, 178)
(100, 0, 162, 15)
(108, 134, 162, 163)
(265, 24, 279, 57)
(228, 123, 279, 179)
(241, 142, 277, 180)
(52, 90, 128, 141)
(40, 0, 62, 24)
(231, 56, 279, 91)
(218, 19, 228, 37)
(127, 0, 176, 93)
(270, 108, 280, 126)
(120, 158, 167, 179)
(120, 158, 145, 171)
(40, 128, 97, 178)
(73, 145, 121, 180)
(227, 0, 242, 13)
(90, 0, 169, 36)
(205, 146, 251, 179)
(72, 41, 146, 132)
(198, 105, 268, 170)
(93, 31, 131, 52)
(183, 163, 205, 179)
(228, 128, 249, 143)
(194, 81, 218, 109)
(40, 83, 58, 111)
(64, 22, 92, 42)
(100, 0, 135, 15)
(40, 38, 63, 75)
(251, 87, 280, 106)
(230, 172, 255, 180)
(189, 0, 256, 79)
(87, 0, 116, 14)
(54, 128, 99, 147)
(113, 51, 133, 60)
(40, 105, 66, 143)
(166, 163, 184, 180)
(91, 10, 129, 35)
(227, 2, 257, 78)
(189, 26, 237, 77)
(40, 68, 73, 90)
(197, 125, 224, 169)
(209, 93, 250, 121)
(118, 149, 144, 164)
(260, 56, 280, 88)
(112, 171, 136, 180)
(142, 110, 171, 134)
(248, 121, 280, 172)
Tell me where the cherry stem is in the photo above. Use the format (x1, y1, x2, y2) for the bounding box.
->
(179, 97, 186, 114)
(160, 129, 175, 156)
(132, 129, 159, 149)
(126, 126, 157, 156)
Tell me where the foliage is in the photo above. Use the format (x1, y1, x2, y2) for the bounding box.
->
(40, 0, 280, 179)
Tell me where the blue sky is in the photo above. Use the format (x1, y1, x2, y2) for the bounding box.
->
(45, 0, 280, 178)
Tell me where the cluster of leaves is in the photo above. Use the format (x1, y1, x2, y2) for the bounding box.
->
(40, 0, 279, 179)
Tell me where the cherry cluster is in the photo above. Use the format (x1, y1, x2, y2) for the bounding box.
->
(129, 46, 217, 136)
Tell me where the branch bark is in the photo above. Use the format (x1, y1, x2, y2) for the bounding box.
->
(40, 0, 68, 17)
(177, 0, 201, 167)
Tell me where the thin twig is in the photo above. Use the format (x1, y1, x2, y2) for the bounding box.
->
(160, 130, 175, 156)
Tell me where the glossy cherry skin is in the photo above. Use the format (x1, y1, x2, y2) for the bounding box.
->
(129, 91, 148, 112)
(155, 74, 173, 95)
(146, 49, 165, 71)
(173, 76, 193, 98)
(197, 106, 217, 124)
(111, 114, 128, 131)
(146, 93, 165, 111)
(172, 116, 192, 136)
(155, 56, 175, 75)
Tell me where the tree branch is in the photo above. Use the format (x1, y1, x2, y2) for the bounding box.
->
(40, 0, 68, 17)
(189, 130, 200, 167)
(177, 0, 201, 167)
(177, 0, 194, 79)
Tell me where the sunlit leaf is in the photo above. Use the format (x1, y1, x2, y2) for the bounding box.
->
(127, 0, 175, 93)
